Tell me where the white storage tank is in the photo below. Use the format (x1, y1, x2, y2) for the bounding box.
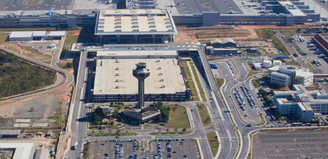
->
(262, 60, 272, 68)
(273, 60, 282, 66)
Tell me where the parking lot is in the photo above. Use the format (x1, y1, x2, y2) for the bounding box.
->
(150, 139, 201, 159)
(253, 129, 328, 159)
(90, 140, 140, 159)
(232, 83, 261, 124)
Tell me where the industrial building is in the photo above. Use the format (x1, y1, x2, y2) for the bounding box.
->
(93, 50, 190, 102)
(0, 142, 35, 159)
(9, 31, 66, 41)
(268, 65, 313, 87)
(313, 34, 328, 55)
(0, 130, 21, 138)
(34, 148, 49, 159)
(94, 9, 178, 44)
(274, 84, 328, 122)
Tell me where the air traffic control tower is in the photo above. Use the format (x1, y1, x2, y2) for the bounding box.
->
(133, 62, 150, 109)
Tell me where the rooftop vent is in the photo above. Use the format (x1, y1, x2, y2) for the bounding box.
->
(156, 60, 160, 62)
(160, 79, 164, 82)
(116, 73, 119, 76)
(115, 67, 119, 70)
(161, 85, 165, 88)
(157, 67, 161, 70)
(158, 73, 162, 76)
(115, 86, 119, 89)
(115, 59, 119, 63)
(115, 79, 119, 82)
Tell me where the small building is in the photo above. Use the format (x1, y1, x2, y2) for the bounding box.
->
(34, 148, 49, 159)
(0, 130, 21, 138)
(222, 38, 236, 48)
(9, 31, 33, 41)
(253, 62, 262, 70)
(47, 31, 66, 40)
(273, 60, 282, 66)
(262, 60, 272, 68)
(206, 46, 214, 54)
(32, 31, 46, 40)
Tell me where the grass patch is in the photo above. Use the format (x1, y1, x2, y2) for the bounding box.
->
(83, 142, 91, 159)
(251, 79, 261, 88)
(165, 105, 191, 129)
(189, 62, 206, 102)
(181, 61, 199, 101)
(54, 106, 63, 128)
(57, 61, 68, 68)
(197, 104, 212, 126)
(41, 61, 51, 65)
(255, 29, 289, 55)
(288, 61, 301, 66)
(0, 33, 7, 44)
(215, 78, 224, 89)
(206, 132, 219, 157)
(87, 132, 137, 137)
(149, 131, 193, 136)
(64, 34, 78, 50)
(30, 0, 37, 4)
(38, 45, 43, 50)
(278, 28, 297, 35)
(246, 71, 259, 79)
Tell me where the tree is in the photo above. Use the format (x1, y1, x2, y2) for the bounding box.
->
(182, 128, 186, 132)
(64, 62, 73, 68)
(112, 109, 119, 118)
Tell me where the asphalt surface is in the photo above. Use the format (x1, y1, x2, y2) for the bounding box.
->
(253, 129, 328, 159)
(173, 0, 243, 14)
(0, 0, 73, 11)
(150, 140, 201, 159)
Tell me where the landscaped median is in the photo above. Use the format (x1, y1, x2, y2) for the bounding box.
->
(181, 61, 199, 101)
(190, 62, 207, 102)
(197, 104, 212, 126)
(87, 132, 137, 137)
(206, 132, 219, 157)
(215, 78, 224, 89)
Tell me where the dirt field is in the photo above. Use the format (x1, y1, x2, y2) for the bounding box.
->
(175, 26, 258, 42)
(0, 86, 71, 120)
(0, 43, 52, 60)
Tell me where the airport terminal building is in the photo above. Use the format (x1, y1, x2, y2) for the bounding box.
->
(94, 9, 178, 44)
(92, 50, 190, 102)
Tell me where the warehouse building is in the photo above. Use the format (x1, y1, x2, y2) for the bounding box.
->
(274, 84, 328, 122)
(9, 31, 33, 41)
(313, 34, 328, 55)
(9, 31, 66, 41)
(93, 50, 190, 102)
(0, 130, 21, 138)
(32, 31, 46, 40)
(0, 142, 35, 159)
(268, 65, 313, 87)
(94, 9, 178, 44)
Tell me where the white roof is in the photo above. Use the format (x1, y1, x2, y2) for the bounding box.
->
(35, 148, 49, 159)
(94, 58, 186, 95)
(32, 31, 46, 37)
(97, 50, 177, 57)
(278, 1, 306, 16)
(0, 142, 35, 159)
(95, 9, 178, 35)
(253, 63, 262, 68)
(10, 31, 33, 38)
(48, 31, 66, 37)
